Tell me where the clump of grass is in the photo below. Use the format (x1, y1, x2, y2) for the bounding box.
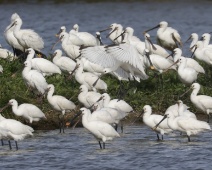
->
(0, 57, 211, 129)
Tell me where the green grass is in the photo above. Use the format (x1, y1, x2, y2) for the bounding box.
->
(0, 57, 212, 128)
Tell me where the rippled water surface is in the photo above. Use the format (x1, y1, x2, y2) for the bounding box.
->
(1, 125, 212, 170)
(1, 1, 212, 169)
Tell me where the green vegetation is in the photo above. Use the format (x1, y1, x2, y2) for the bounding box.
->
(0, 57, 211, 129)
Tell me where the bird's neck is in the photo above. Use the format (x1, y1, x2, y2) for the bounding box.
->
(177, 104, 184, 116)
(12, 103, 22, 116)
(191, 88, 199, 97)
(22, 66, 31, 77)
(47, 89, 54, 100)
(103, 98, 110, 107)
(82, 112, 91, 126)
(26, 54, 34, 61)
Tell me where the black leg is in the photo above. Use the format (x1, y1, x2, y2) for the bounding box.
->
(187, 135, 191, 142)
(207, 114, 210, 123)
(114, 124, 118, 131)
(99, 141, 102, 149)
(62, 114, 65, 133)
(1, 139, 4, 146)
(162, 135, 163, 140)
(103, 142, 105, 149)
(8, 140, 12, 150)
(121, 121, 124, 133)
(15, 141, 18, 150)
(58, 115, 62, 133)
(157, 134, 160, 141)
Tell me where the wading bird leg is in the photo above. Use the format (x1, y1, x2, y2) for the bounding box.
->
(72, 117, 81, 129)
(15, 141, 18, 150)
(1, 139, 4, 146)
(103, 142, 105, 149)
(187, 136, 191, 142)
(99, 141, 102, 149)
(62, 114, 65, 133)
(207, 114, 210, 123)
(157, 134, 160, 141)
(58, 114, 62, 133)
(121, 121, 124, 133)
(8, 140, 12, 150)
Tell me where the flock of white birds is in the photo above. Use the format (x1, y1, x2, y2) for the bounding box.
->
(0, 12, 212, 150)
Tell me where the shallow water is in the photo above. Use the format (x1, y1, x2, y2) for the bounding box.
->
(1, 125, 212, 170)
(1, 1, 212, 169)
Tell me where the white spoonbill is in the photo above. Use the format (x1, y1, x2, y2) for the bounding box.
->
(22, 60, 48, 97)
(74, 59, 107, 92)
(4, 13, 24, 56)
(190, 83, 212, 122)
(1, 99, 46, 123)
(0, 44, 16, 61)
(169, 57, 198, 85)
(101, 93, 133, 113)
(200, 33, 212, 48)
(165, 101, 189, 118)
(185, 33, 198, 52)
(99, 23, 118, 43)
(52, 49, 76, 74)
(154, 111, 211, 142)
(173, 48, 205, 74)
(177, 100, 196, 119)
(78, 85, 103, 109)
(80, 107, 120, 149)
(8, 16, 45, 57)
(69, 24, 97, 46)
(144, 33, 170, 57)
(143, 49, 176, 73)
(80, 44, 131, 81)
(105, 38, 149, 80)
(144, 21, 182, 51)
(142, 105, 172, 140)
(0, 114, 34, 150)
(47, 84, 76, 133)
(26, 48, 61, 76)
(58, 32, 81, 59)
(191, 41, 212, 66)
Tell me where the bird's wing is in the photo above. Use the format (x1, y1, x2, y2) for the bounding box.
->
(21, 29, 44, 49)
(198, 96, 212, 109)
(33, 59, 61, 73)
(29, 70, 48, 93)
(81, 46, 119, 68)
(204, 48, 212, 62)
(19, 104, 45, 118)
(68, 33, 84, 46)
(95, 121, 120, 138)
(105, 43, 145, 71)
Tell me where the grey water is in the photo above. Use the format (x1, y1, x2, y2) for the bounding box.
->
(1, 0, 212, 169)
(1, 125, 212, 170)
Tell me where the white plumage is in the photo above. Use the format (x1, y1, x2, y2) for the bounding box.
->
(8, 99, 46, 123)
(26, 48, 61, 76)
(22, 60, 48, 95)
(80, 107, 120, 149)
